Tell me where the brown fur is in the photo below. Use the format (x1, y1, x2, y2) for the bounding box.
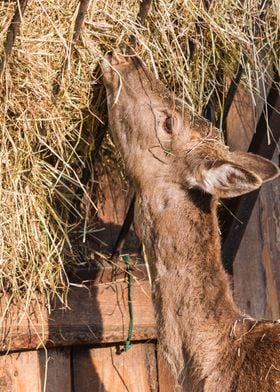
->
(101, 51, 280, 391)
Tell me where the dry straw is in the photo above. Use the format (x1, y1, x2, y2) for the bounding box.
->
(0, 0, 279, 314)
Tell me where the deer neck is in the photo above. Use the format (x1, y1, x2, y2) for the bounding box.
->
(134, 182, 244, 381)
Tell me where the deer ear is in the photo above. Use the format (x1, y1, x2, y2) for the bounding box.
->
(192, 160, 263, 198)
(229, 151, 279, 183)
(190, 152, 279, 198)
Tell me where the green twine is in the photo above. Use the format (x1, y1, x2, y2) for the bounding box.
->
(120, 254, 134, 353)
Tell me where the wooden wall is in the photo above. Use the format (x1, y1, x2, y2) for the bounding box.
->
(227, 86, 280, 319)
(0, 86, 279, 391)
(0, 344, 159, 392)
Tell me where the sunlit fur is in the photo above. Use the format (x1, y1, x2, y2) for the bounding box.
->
(101, 51, 280, 391)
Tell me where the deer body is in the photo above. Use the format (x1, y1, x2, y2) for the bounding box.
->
(101, 52, 280, 391)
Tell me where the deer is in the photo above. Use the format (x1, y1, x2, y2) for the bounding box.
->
(101, 50, 280, 391)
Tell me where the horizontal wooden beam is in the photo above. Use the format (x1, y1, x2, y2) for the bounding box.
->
(0, 270, 156, 353)
(66, 257, 147, 283)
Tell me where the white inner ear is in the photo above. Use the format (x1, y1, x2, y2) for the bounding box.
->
(187, 161, 263, 197)
(201, 164, 243, 194)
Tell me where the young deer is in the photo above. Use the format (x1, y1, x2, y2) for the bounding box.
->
(101, 51, 280, 391)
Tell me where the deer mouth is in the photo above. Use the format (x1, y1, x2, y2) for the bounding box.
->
(101, 50, 145, 85)
(101, 51, 149, 107)
(101, 50, 129, 73)
(101, 50, 128, 90)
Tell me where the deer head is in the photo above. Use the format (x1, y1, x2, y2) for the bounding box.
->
(101, 51, 279, 198)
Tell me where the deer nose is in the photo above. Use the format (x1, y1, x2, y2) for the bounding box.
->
(101, 51, 128, 87)
(104, 50, 129, 66)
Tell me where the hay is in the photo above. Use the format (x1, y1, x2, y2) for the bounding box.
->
(0, 0, 279, 312)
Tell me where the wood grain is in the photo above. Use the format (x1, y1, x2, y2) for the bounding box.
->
(226, 86, 255, 151)
(259, 166, 280, 319)
(157, 348, 177, 392)
(72, 343, 158, 392)
(226, 75, 269, 151)
(0, 348, 71, 392)
(233, 151, 280, 319)
(0, 279, 156, 353)
(0, 0, 29, 74)
(226, 86, 280, 319)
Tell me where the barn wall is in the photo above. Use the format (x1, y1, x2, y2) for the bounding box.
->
(0, 87, 279, 391)
(226, 85, 280, 319)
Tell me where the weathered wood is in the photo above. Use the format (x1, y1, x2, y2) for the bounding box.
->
(0, 278, 156, 353)
(0, 0, 29, 74)
(0, 351, 40, 392)
(73, 0, 90, 42)
(226, 86, 255, 151)
(130, 0, 153, 47)
(222, 79, 280, 273)
(110, 194, 136, 262)
(157, 348, 177, 392)
(219, 63, 244, 132)
(0, 348, 71, 392)
(233, 195, 268, 317)
(43, 348, 71, 392)
(72, 343, 158, 392)
(67, 258, 147, 284)
(259, 169, 280, 319)
(85, 168, 139, 256)
(52, 0, 90, 96)
(135, 0, 153, 28)
(225, 85, 280, 319)
(233, 150, 280, 319)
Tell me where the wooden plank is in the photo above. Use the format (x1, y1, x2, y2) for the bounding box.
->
(72, 343, 158, 392)
(226, 84, 255, 151)
(225, 84, 280, 319)
(157, 348, 177, 392)
(40, 348, 71, 392)
(0, 351, 40, 392)
(67, 258, 147, 284)
(0, 279, 156, 353)
(233, 150, 280, 319)
(232, 196, 267, 317)
(93, 171, 139, 255)
(222, 77, 280, 273)
(258, 165, 280, 319)
(0, 348, 71, 392)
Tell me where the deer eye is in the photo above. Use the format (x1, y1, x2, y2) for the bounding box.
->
(164, 116, 174, 134)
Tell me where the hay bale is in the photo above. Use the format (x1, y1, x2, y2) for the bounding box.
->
(0, 0, 278, 312)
